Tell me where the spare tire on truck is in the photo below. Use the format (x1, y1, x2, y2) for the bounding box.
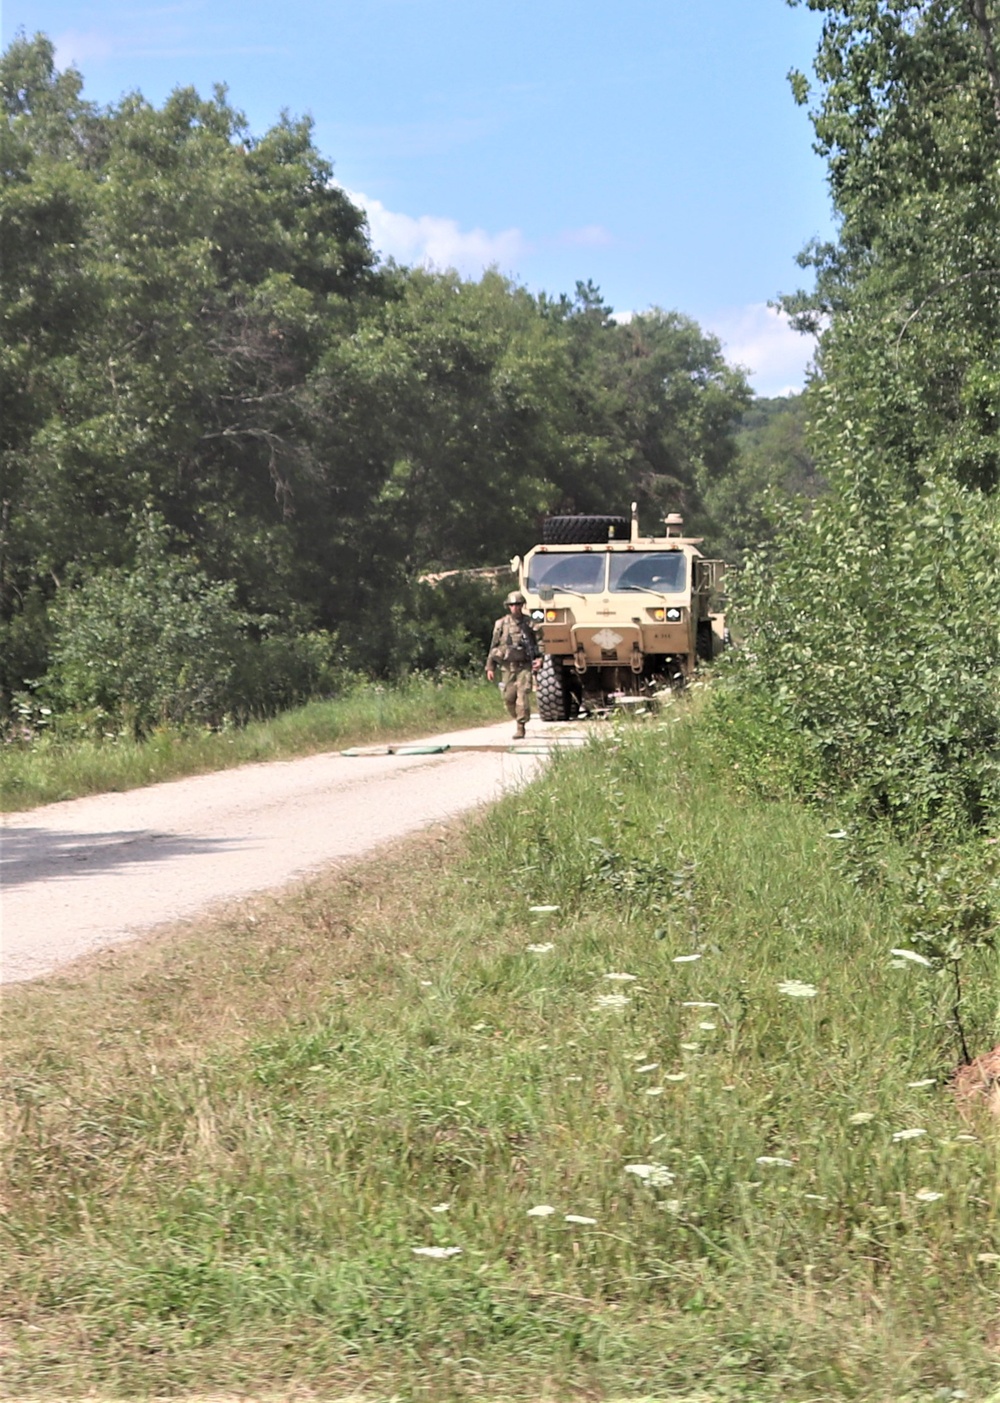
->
(542, 514, 629, 545)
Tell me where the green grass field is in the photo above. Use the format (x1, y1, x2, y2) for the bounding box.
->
(0, 675, 500, 811)
(4, 705, 1000, 1401)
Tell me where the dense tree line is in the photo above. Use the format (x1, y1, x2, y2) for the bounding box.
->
(1, 33, 778, 731)
(721, 0, 1000, 838)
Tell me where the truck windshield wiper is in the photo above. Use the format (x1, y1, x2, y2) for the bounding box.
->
(614, 585, 674, 600)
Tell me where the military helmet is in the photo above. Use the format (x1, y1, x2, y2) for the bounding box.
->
(505, 590, 527, 606)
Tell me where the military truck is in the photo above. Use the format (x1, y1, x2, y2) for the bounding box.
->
(511, 505, 726, 721)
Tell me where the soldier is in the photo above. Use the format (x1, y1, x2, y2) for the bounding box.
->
(486, 591, 542, 739)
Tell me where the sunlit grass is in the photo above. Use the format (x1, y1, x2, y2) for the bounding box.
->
(3, 709, 999, 1400)
(0, 675, 499, 811)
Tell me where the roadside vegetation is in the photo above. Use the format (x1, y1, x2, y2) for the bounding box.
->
(0, 673, 499, 811)
(4, 710, 1000, 1402)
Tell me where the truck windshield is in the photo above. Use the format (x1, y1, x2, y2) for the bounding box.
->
(526, 552, 606, 594)
(608, 551, 687, 593)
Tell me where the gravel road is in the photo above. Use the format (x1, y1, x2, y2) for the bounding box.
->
(1, 719, 584, 984)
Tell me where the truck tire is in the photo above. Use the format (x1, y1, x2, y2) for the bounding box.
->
(542, 514, 629, 545)
(696, 620, 715, 662)
(536, 655, 572, 721)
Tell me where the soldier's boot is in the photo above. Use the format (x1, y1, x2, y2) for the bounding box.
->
(514, 720, 526, 739)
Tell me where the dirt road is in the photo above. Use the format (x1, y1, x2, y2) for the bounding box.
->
(1, 719, 585, 984)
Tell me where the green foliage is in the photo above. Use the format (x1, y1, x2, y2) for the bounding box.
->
(720, 3, 1000, 844)
(43, 517, 249, 733)
(42, 515, 336, 734)
(703, 393, 824, 561)
(716, 479, 1000, 834)
(0, 33, 752, 722)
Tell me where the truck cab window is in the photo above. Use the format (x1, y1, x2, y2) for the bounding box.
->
(608, 552, 687, 593)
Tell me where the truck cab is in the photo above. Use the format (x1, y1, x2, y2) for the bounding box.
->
(515, 506, 725, 720)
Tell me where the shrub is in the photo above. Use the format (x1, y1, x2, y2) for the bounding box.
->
(711, 477, 1000, 838)
(41, 516, 339, 735)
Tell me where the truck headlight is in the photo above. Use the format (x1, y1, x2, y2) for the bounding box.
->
(531, 609, 544, 621)
(666, 607, 682, 622)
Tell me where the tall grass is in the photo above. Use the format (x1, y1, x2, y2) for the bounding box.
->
(4, 707, 1000, 1401)
(0, 674, 500, 811)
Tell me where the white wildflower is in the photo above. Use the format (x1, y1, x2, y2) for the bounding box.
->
(645, 1087, 665, 1096)
(914, 1188, 943, 1203)
(635, 1062, 660, 1074)
(777, 980, 817, 998)
(892, 1127, 926, 1142)
(529, 904, 560, 913)
(907, 1078, 936, 1089)
(890, 948, 933, 967)
(663, 1199, 682, 1215)
(848, 1112, 875, 1125)
(412, 1246, 462, 1259)
(564, 1075, 583, 1082)
(756, 1156, 794, 1167)
(604, 972, 638, 982)
(698, 1021, 717, 1031)
(564, 1214, 597, 1225)
(430, 1203, 451, 1213)
(470, 1021, 488, 1032)
(420, 980, 433, 987)
(593, 992, 631, 1011)
(526, 942, 555, 954)
(527, 1204, 556, 1217)
(673, 953, 701, 964)
(625, 1163, 676, 1187)
(664, 1072, 687, 1082)
(826, 829, 848, 839)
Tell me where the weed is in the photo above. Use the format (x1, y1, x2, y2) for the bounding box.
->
(3, 712, 1000, 1400)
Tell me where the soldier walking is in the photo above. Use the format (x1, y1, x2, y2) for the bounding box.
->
(486, 591, 542, 739)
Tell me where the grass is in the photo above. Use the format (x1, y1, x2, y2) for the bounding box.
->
(0, 675, 500, 811)
(4, 705, 1000, 1401)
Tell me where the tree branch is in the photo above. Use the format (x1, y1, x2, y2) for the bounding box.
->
(968, 0, 1000, 130)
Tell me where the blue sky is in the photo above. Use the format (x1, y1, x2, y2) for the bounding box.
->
(2, 1, 835, 395)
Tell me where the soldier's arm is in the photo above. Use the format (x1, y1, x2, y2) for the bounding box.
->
(486, 619, 504, 672)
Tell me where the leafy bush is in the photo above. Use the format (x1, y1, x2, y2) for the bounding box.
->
(41, 518, 337, 734)
(710, 476, 1000, 838)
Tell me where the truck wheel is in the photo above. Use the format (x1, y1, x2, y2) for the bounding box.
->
(542, 514, 630, 545)
(696, 620, 715, 662)
(536, 655, 572, 721)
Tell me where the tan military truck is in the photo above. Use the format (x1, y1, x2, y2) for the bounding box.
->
(512, 505, 726, 720)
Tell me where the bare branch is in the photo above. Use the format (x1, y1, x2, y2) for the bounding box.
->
(894, 266, 1000, 348)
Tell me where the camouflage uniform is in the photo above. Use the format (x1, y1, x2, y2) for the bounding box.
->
(486, 611, 539, 727)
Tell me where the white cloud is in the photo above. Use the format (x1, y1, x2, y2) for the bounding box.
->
(705, 302, 816, 397)
(559, 224, 614, 249)
(347, 189, 527, 278)
(53, 30, 115, 70)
